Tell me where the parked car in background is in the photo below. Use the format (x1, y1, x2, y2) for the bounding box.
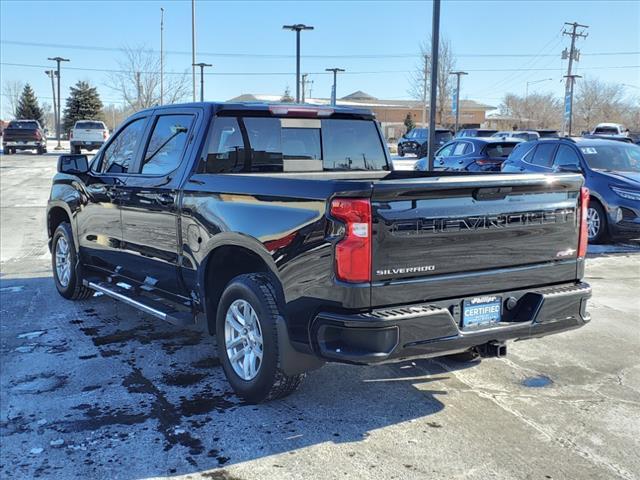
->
(456, 128, 498, 138)
(2, 120, 47, 154)
(502, 137, 640, 243)
(534, 129, 560, 138)
(591, 123, 628, 137)
(582, 134, 634, 144)
(397, 127, 452, 157)
(628, 132, 640, 145)
(493, 130, 540, 141)
(70, 120, 109, 154)
(415, 138, 522, 172)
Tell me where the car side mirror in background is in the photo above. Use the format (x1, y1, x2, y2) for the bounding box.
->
(58, 154, 89, 174)
(555, 164, 582, 173)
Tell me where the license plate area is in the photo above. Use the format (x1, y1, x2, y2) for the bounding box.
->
(462, 295, 502, 329)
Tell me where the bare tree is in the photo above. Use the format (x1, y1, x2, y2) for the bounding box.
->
(407, 35, 456, 126)
(106, 45, 190, 110)
(574, 77, 626, 133)
(2, 80, 25, 118)
(499, 92, 562, 129)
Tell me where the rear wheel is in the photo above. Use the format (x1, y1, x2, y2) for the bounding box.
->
(397, 145, 405, 157)
(52, 222, 93, 300)
(37, 146, 45, 155)
(216, 273, 304, 403)
(587, 201, 609, 244)
(73, 145, 82, 155)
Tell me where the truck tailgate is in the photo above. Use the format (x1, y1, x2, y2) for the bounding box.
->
(370, 173, 584, 304)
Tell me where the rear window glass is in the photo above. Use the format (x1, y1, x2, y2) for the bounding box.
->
(75, 121, 104, 129)
(485, 142, 518, 158)
(406, 128, 427, 139)
(201, 116, 387, 173)
(8, 121, 38, 129)
(435, 131, 453, 143)
(593, 127, 619, 135)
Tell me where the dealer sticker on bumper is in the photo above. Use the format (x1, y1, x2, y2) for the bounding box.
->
(462, 295, 502, 328)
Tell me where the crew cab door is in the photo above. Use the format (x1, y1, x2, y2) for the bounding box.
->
(77, 115, 150, 273)
(117, 107, 201, 296)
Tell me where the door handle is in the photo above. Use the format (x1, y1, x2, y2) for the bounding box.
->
(155, 193, 174, 206)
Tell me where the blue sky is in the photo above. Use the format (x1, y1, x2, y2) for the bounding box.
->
(1, 0, 638, 114)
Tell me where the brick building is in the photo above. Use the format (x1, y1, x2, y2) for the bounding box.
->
(228, 91, 495, 140)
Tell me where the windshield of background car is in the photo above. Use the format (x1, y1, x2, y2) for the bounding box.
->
(581, 144, 640, 172)
(406, 128, 427, 139)
(8, 121, 38, 129)
(76, 121, 105, 129)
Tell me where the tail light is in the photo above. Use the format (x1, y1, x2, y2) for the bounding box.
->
(330, 198, 372, 283)
(69, 130, 73, 139)
(34, 130, 42, 140)
(578, 187, 589, 257)
(103, 130, 108, 140)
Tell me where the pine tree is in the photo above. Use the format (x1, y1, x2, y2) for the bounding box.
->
(62, 81, 104, 133)
(15, 84, 44, 124)
(404, 113, 415, 133)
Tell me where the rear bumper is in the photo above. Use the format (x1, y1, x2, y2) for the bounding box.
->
(71, 141, 104, 150)
(3, 141, 44, 148)
(311, 282, 591, 364)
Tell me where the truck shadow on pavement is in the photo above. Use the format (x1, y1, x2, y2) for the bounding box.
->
(1, 276, 477, 479)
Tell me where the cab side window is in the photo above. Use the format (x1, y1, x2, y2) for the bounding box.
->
(101, 118, 147, 174)
(529, 143, 556, 168)
(141, 114, 195, 175)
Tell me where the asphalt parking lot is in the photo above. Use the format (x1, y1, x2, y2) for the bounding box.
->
(1, 149, 639, 480)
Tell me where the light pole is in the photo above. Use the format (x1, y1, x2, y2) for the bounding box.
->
(524, 78, 552, 128)
(160, 7, 164, 105)
(193, 62, 212, 102)
(48, 56, 69, 150)
(44, 70, 58, 138)
(426, 0, 440, 171)
(191, 0, 196, 101)
(450, 71, 468, 135)
(564, 74, 582, 136)
(283, 24, 314, 103)
(325, 68, 344, 106)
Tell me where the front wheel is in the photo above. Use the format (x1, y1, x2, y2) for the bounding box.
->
(216, 273, 304, 403)
(587, 201, 609, 244)
(397, 146, 405, 157)
(52, 222, 94, 300)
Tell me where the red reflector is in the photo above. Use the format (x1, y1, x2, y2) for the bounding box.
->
(578, 187, 589, 257)
(330, 198, 371, 283)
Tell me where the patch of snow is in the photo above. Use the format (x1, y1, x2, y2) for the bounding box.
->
(50, 439, 65, 448)
(0, 286, 25, 293)
(15, 345, 36, 353)
(29, 447, 44, 455)
(17, 330, 46, 339)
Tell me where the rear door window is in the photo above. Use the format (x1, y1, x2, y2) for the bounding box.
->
(436, 143, 456, 158)
(485, 142, 518, 158)
(453, 142, 468, 156)
(528, 143, 556, 168)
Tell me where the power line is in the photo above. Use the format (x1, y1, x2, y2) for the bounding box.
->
(1, 40, 638, 59)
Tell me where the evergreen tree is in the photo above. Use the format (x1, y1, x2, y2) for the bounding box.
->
(404, 113, 415, 133)
(62, 81, 104, 133)
(15, 84, 44, 124)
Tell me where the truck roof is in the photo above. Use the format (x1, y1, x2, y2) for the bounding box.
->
(146, 101, 376, 119)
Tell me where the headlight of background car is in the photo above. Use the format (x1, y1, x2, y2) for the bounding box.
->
(610, 186, 640, 201)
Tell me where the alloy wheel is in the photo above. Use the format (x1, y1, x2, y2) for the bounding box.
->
(55, 236, 71, 287)
(224, 299, 264, 381)
(587, 207, 601, 240)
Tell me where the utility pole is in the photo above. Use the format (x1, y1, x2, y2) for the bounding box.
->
(421, 54, 429, 127)
(283, 24, 314, 103)
(426, 0, 440, 171)
(561, 21, 588, 136)
(47, 56, 69, 150)
(191, 0, 196, 102)
(301, 73, 308, 102)
(193, 62, 212, 102)
(564, 74, 582, 136)
(160, 7, 164, 105)
(44, 70, 58, 138)
(450, 71, 468, 135)
(325, 68, 345, 106)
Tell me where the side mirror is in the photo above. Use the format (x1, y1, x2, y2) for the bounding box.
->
(555, 164, 582, 173)
(58, 154, 89, 174)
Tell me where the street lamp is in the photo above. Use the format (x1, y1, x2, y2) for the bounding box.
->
(325, 68, 345, 106)
(47, 56, 70, 150)
(524, 78, 552, 128)
(193, 62, 213, 102)
(450, 71, 468, 135)
(44, 70, 58, 138)
(282, 24, 314, 103)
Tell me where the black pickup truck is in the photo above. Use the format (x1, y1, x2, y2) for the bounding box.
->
(47, 102, 592, 403)
(2, 120, 47, 154)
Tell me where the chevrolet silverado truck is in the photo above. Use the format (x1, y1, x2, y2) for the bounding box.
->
(3, 120, 47, 154)
(47, 102, 592, 403)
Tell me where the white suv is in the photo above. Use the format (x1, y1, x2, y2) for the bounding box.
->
(70, 120, 109, 154)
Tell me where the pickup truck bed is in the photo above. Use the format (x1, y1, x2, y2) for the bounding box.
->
(47, 102, 591, 403)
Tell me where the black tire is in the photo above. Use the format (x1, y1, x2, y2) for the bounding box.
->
(587, 200, 609, 244)
(5, 147, 14, 155)
(397, 146, 405, 157)
(216, 273, 304, 403)
(37, 146, 45, 155)
(73, 145, 82, 155)
(51, 222, 94, 300)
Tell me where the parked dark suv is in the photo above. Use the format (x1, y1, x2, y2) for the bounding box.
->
(502, 137, 640, 243)
(415, 137, 521, 172)
(397, 127, 452, 156)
